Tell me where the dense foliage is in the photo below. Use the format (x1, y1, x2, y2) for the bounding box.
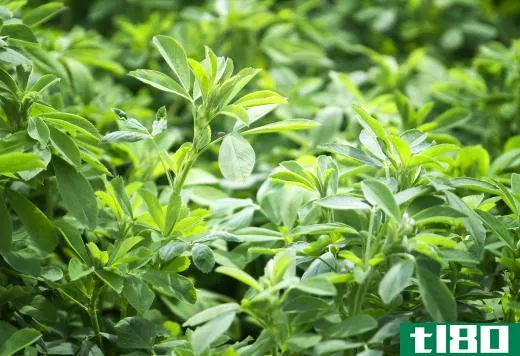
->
(0, 0, 520, 355)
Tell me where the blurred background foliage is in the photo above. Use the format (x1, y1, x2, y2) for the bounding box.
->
(23, 0, 520, 159)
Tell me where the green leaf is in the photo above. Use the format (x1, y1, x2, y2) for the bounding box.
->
(191, 311, 236, 354)
(360, 129, 386, 160)
(5, 189, 57, 253)
(242, 119, 319, 135)
(476, 210, 515, 251)
(0, 67, 20, 95)
(369, 318, 404, 344)
(511, 173, 520, 195)
(234, 90, 286, 108)
(326, 315, 378, 338)
(446, 192, 486, 251)
(115, 317, 166, 350)
(491, 179, 519, 214)
(389, 136, 411, 165)
(68, 257, 94, 281)
(111, 177, 133, 219)
(218, 68, 260, 106)
(152, 35, 191, 90)
(188, 59, 210, 99)
(192, 243, 215, 274)
(143, 271, 196, 304)
(0, 328, 41, 356)
(152, 107, 167, 136)
(108, 236, 144, 266)
(330, 71, 365, 104)
(310, 107, 343, 147)
(128, 69, 190, 100)
(416, 266, 457, 322)
(101, 131, 149, 143)
(164, 193, 182, 235)
(55, 218, 90, 263)
(171, 142, 194, 174)
(159, 240, 190, 262)
(138, 189, 165, 229)
(53, 158, 97, 229)
(378, 259, 414, 304)
(95, 270, 124, 293)
(395, 186, 430, 205)
(295, 277, 337, 296)
(283, 294, 330, 313)
(184, 303, 239, 327)
(395, 90, 415, 128)
(0, 152, 45, 173)
(27, 117, 50, 146)
(411, 233, 457, 249)
(490, 148, 520, 177)
(316, 195, 371, 210)
(362, 180, 400, 220)
(314, 340, 365, 354)
(63, 58, 95, 102)
(29, 74, 60, 94)
(408, 144, 459, 167)
(49, 126, 81, 168)
(219, 105, 249, 125)
(352, 105, 388, 144)
(412, 206, 466, 223)
(270, 171, 315, 191)
(215, 266, 262, 291)
(422, 107, 470, 131)
(0, 192, 12, 252)
(450, 178, 498, 194)
(196, 231, 242, 243)
(318, 143, 382, 166)
(292, 223, 356, 236)
(164, 256, 190, 272)
(40, 112, 100, 139)
(204, 45, 218, 80)
(2, 251, 40, 275)
(1, 23, 38, 43)
(0, 321, 16, 344)
(22, 2, 66, 27)
(287, 334, 322, 353)
(219, 132, 255, 181)
(123, 276, 155, 314)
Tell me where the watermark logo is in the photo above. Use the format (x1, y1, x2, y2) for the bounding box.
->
(400, 323, 520, 355)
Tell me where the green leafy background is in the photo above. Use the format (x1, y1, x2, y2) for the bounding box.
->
(0, 0, 519, 355)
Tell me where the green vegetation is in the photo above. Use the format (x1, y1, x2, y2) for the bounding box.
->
(0, 0, 519, 355)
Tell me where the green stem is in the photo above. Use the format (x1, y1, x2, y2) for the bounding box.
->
(450, 262, 458, 294)
(351, 209, 377, 317)
(173, 154, 197, 195)
(241, 309, 269, 330)
(150, 136, 175, 189)
(364, 208, 376, 266)
(89, 284, 103, 347)
(351, 268, 375, 316)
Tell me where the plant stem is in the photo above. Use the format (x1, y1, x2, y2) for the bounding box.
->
(173, 154, 197, 195)
(351, 268, 374, 316)
(89, 284, 103, 347)
(364, 208, 376, 266)
(350, 209, 377, 317)
(449, 262, 458, 294)
(150, 136, 175, 189)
